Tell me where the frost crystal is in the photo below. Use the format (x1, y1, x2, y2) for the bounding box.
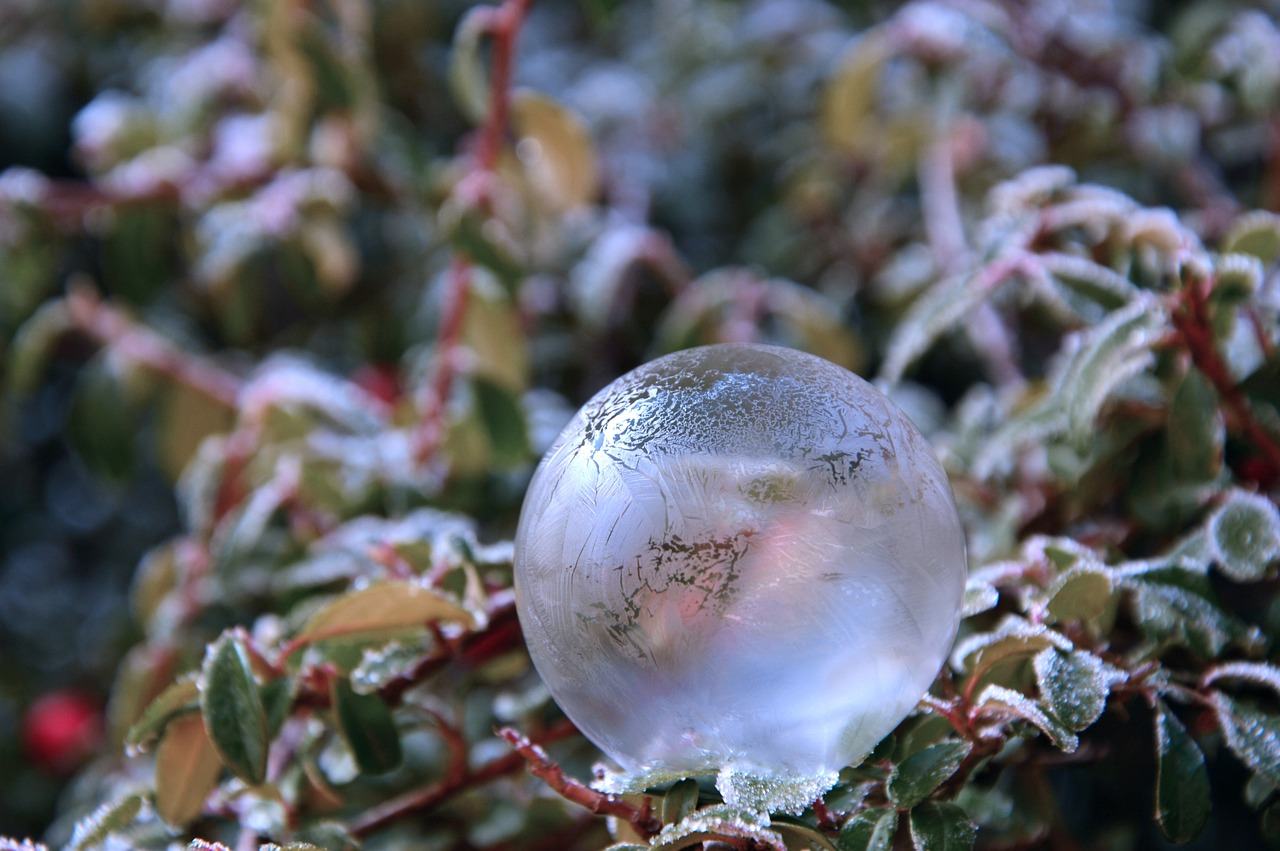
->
(514, 344, 967, 778)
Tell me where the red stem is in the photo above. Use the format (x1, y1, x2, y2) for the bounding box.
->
(65, 282, 241, 408)
(413, 0, 533, 465)
(347, 718, 577, 838)
(499, 727, 664, 838)
(1170, 276, 1280, 479)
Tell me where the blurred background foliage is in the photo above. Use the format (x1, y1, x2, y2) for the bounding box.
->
(2, 0, 1280, 849)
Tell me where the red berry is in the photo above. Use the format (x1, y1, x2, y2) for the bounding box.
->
(23, 690, 104, 775)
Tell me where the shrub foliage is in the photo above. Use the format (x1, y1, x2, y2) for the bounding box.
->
(3, 1, 1280, 849)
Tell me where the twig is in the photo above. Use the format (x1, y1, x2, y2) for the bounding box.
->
(412, 0, 534, 465)
(812, 796, 840, 833)
(375, 599, 520, 704)
(499, 727, 664, 838)
(919, 130, 968, 275)
(347, 718, 578, 838)
(65, 281, 241, 408)
(1170, 275, 1280, 478)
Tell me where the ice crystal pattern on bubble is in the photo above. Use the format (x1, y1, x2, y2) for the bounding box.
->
(514, 343, 967, 777)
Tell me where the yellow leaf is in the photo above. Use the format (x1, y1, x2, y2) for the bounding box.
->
(462, 271, 528, 390)
(154, 712, 223, 827)
(296, 582, 474, 645)
(157, 383, 236, 481)
(820, 34, 892, 153)
(511, 90, 600, 211)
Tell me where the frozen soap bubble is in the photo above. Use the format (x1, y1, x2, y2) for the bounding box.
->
(514, 343, 966, 783)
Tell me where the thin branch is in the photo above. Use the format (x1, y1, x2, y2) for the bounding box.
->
(412, 256, 471, 464)
(1170, 275, 1280, 478)
(413, 0, 534, 465)
(812, 796, 840, 833)
(499, 727, 664, 838)
(65, 281, 242, 408)
(919, 130, 968, 275)
(347, 718, 578, 838)
(375, 599, 520, 704)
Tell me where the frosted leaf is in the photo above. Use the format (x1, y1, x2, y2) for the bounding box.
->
(593, 764, 703, 796)
(0, 840, 48, 851)
(976, 684, 1078, 752)
(962, 579, 999, 617)
(1033, 648, 1124, 732)
(653, 804, 782, 849)
(1202, 662, 1280, 701)
(1210, 692, 1280, 788)
(986, 165, 1077, 214)
(515, 344, 967, 779)
(951, 615, 1071, 674)
(350, 636, 437, 695)
(1208, 490, 1280, 582)
(715, 766, 839, 815)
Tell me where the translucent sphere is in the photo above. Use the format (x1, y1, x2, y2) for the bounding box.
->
(514, 343, 966, 777)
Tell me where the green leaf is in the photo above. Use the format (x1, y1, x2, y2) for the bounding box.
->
(716, 767, 839, 815)
(1208, 490, 1280, 582)
(1223, 210, 1280, 264)
(1055, 295, 1165, 445)
(157, 382, 236, 481)
(1202, 662, 1280, 700)
(472, 377, 530, 467)
(155, 712, 223, 827)
(261, 677, 294, 740)
(837, 807, 897, 851)
(976, 684, 1078, 752)
(1125, 570, 1259, 656)
(448, 208, 525, 289)
(1167, 370, 1225, 483)
(350, 635, 438, 694)
(887, 741, 973, 809)
(1246, 771, 1277, 809)
(1213, 253, 1263, 305)
(909, 802, 977, 851)
(1034, 649, 1119, 732)
(67, 357, 141, 482)
(298, 25, 358, 111)
(296, 581, 474, 645)
(331, 676, 403, 775)
(1210, 692, 1280, 789)
(1154, 700, 1210, 843)
(1264, 801, 1280, 846)
(447, 6, 493, 124)
(104, 208, 175, 304)
(662, 778, 700, 825)
(1040, 252, 1136, 310)
(961, 579, 999, 618)
(1045, 566, 1113, 623)
(771, 820, 840, 851)
(6, 299, 72, 393)
(201, 635, 268, 786)
(952, 616, 1071, 674)
(125, 676, 201, 752)
(880, 265, 1013, 385)
(652, 804, 785, 850)
(67, 794, 145, 851)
